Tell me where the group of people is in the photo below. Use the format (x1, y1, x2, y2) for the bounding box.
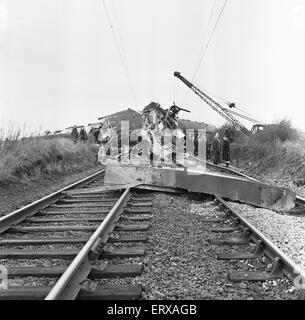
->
(71, 126, 88, 144)
(209, 132, 231, 167)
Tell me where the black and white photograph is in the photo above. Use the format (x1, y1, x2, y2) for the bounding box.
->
(1, 0, 305, 307)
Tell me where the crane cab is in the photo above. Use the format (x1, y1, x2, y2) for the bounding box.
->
(251, 124, 265, 134)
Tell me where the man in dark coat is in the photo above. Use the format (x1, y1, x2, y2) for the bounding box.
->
(212, 132, 221, 165)
(94, 127, 101, 144)
(222, 136, 230, 167)
(79, 127, 87, 142)
(71, 125, 78, 144)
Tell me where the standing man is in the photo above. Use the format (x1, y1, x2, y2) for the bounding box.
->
(71, 125, 78, 144)
(94, 126, 101, 144)
(211, 132, 221, 165)
(206, 140, 211, 161)
(79, 127, 88, 142)
(222, 135, 230, 167)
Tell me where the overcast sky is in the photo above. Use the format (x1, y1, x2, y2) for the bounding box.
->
(1, 0, 305, 133)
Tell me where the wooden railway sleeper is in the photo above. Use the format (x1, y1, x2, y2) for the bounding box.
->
(229, 257, 284, 282)
(208, 227, 252, 245)
(206, 217, 241, 233)
(217, 240, 264, 260)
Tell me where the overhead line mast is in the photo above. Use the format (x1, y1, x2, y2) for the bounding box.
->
(174, 71, 251, 136)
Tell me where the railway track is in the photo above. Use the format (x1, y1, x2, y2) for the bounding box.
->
(0, 169, 152, 300)
(1, 163, 304, 299)
(197, 161, 305, 299)
(203, 196, 305, 299)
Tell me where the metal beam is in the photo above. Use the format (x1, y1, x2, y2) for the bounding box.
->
(104, 164, 295, 210)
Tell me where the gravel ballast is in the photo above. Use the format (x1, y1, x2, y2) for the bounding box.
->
(137, 193, 297, 300)
(228, 201, 305, 270)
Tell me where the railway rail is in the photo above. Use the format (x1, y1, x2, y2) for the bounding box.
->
(0, 169, 152, 300)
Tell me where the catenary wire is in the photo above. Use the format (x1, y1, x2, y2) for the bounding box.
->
(101, 0, 137, 106)
(183, 0, 229, 104)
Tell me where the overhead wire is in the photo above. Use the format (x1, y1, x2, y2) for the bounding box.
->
(192, 0, 228, 82)
(234, 104, 263, 122)
(196, 0, 217, 63)
(200, 85, 230, 105)
(183, 0, 229, 104)
(199, 86, 264, 124)
(182, 0, 217, 104)
(101, 0, 137, 107)
(111, 0, 138, 106)
(179, 0, 263, 127)
(226, 109, 261, 124)
(111, 0, 128, 67)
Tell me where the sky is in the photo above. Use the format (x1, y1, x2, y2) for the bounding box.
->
(1, 0, 305, 134)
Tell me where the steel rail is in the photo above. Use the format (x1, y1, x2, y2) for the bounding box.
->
(189, 156, 259, 182)
(0, 169, 105, 234)
(45, 188, 131, 300)
(216, 196, 305, 299)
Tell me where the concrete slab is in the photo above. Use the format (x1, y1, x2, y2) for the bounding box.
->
(175, 170, 296, 211)
(104, 164, 177, 187)
(104, 164, 296, 211)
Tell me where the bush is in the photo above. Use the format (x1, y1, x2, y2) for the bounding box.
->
(217, 123, 245, 143)
(229, 118, 305, 182)
(252, 118, 299, 145)
(0, 136, 99, 186)
(217, 118, 299, 146)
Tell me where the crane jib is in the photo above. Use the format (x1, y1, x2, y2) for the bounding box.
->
(173, 71, 251, 136)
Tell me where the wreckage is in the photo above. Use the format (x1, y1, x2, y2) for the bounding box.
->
(93, 102, 296, 211)
(142, 102, 190, 131)
(140, 102, 192, 163)
(97, 102, 193, 164)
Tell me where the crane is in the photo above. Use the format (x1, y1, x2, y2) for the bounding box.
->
(174, 71, 251, 136)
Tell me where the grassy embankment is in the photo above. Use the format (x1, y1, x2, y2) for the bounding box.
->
(0, 126, 99, 188)
(226, 119, 305, 186)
